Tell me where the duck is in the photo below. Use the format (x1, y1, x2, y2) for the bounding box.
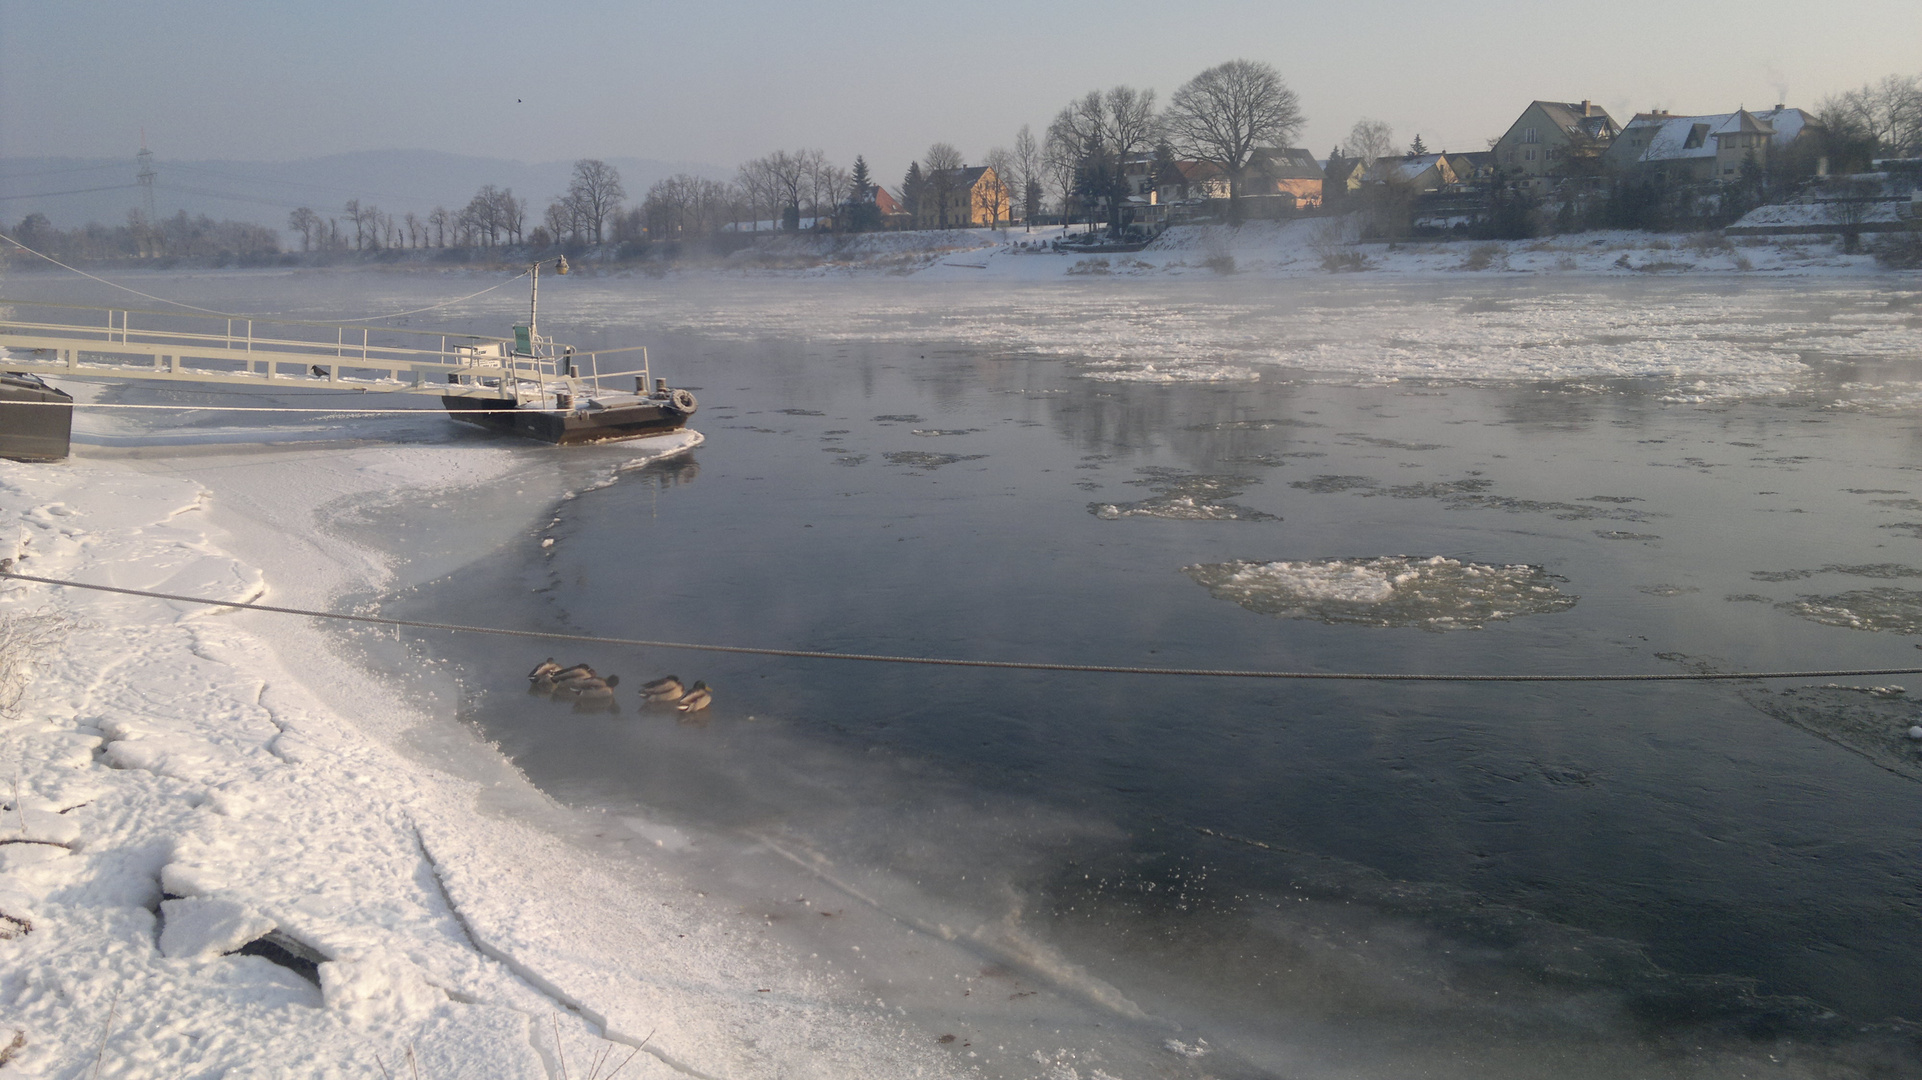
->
(675, 681, 711, 714)
(559, 674, 619, 698)
(639, 675, 684, 702)
(528, 658, 563, 681)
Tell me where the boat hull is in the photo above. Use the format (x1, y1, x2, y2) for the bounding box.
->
(0, 374, 73, 462)
(441, 396, 691, 446)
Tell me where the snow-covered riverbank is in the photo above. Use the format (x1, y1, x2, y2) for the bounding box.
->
(702, 221, 1901, 280)
(0, 417, 968, 1079)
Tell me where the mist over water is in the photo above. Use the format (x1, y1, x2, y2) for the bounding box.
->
(14, 270, 1922, 1076)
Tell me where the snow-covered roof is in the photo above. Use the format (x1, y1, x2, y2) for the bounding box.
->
(1367, 154, 1448, 185)
(1621, 108, 1808, 163)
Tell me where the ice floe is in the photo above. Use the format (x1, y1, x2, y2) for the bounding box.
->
(1775, 587, 1922, 634)
(1182, 556, 1577, 630)
(1091, 469, 1276, 522)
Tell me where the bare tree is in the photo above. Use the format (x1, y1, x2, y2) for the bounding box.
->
(1042, 123, 1084, 229)
(807, 158, 850, 223)
(343, 199, 365, 250)
(734, 157, 775, 230)
(287, 207, 320, 251)
(1047, 86, 1159, 234)
(641, 174, 735, 240)
(922, 142, 968, 227)
(427, 206, 448, 247)
(1011, 125, 1041, 230)
(922, 142, 966, 228)
(488, 187, 525, 244)
(741, 149, 825, 229)
(1342, 119, 1397, 166)
(1162, 59, 1305, 221)
(562, 159, 625, 243)
(981, 146, 1015, 229)
(543, 199, 577, 243)
(1820, 74, 1922, 159)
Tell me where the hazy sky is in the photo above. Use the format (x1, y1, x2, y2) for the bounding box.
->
(3, 0, 1918, 182)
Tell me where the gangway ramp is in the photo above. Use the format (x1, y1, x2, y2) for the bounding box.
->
(0, 299, 651, 403)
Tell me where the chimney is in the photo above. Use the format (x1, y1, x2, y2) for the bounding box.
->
(1582, 99, 1592, 115)
(1774, 103, 1784, 111)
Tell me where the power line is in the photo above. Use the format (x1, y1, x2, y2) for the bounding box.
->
(0, 183, 141, 202)
(0, 162, 128, 182)
(0, 232, 530, 320)
(4, 570, 1916, 685)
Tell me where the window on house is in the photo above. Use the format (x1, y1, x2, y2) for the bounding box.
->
(1684, 124, 1709, 150)
(1524, 127, 1539, 144)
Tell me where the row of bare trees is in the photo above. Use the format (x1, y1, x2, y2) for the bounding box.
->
(12, 210, 280, 261)
(1817, 73, 1922, 169)
(1037, 60, 1306, 231)
(288, 159, 630, 253)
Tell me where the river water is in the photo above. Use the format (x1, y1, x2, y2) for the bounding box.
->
(11, 269, 1922, 1077)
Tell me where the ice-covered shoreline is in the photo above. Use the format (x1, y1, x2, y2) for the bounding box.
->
(0, 422, 967, 1079)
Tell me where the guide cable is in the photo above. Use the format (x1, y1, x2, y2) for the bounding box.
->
(5, 570, 1917, 684)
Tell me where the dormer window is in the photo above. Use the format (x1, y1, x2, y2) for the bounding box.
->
(1683, 124, 1709, 149)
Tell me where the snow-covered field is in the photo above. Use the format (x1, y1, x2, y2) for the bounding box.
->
(0, 406, 966, 1078)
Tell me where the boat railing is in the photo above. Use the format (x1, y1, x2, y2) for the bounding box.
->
(0, 300, 650, 404)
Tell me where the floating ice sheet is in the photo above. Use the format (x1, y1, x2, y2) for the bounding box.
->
(1183, 555, 1577, 630)
(1777, 587, 1922, 634)
(1091, 469, 1276, 522)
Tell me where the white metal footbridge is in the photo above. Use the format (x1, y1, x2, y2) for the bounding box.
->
(0, 299, 655, 406)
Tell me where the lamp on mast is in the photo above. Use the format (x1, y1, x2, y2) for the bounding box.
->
(529, 255, 569, 339)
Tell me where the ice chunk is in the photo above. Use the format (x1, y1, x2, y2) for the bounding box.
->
(159, 897, 277, 959)
(319, 951, 447, 1024)
(1092, 469, 1277, 521)
(1777, 588, 1922, 634)
(1184, 555, 1577, 631)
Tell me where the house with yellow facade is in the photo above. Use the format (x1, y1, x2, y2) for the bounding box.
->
(914, 166, 1011, 229)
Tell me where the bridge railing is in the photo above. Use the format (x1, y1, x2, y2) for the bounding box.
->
(0, 300, 655, 402)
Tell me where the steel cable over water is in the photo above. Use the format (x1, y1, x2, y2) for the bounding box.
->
(5, 570, 1918, 684)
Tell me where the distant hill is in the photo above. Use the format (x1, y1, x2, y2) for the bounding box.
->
(0, 149, 732, 233)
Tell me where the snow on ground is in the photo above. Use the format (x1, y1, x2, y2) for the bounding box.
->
(0, 415, 959, 1079)
(696, 219, 1900, 281)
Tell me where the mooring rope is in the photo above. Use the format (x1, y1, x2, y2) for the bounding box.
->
(4, 570, 1915, 684)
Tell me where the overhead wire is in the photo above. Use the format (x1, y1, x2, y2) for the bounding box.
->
(3, 570, 1917, 685)
(0, 231, 532, 321)
(0, 183, 142, 202)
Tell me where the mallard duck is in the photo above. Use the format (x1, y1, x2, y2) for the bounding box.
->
(528, 658, 562, 681)
(675, 681, 711, 714)
(560, 674, 619, 697)
(639, 675, 684, 702)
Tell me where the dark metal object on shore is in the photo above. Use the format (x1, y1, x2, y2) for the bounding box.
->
(0, 373, 72, 461)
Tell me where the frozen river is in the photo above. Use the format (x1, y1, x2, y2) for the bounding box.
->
(12, 268, 1922, 1076)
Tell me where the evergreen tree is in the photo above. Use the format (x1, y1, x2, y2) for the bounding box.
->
(1409, 134, 1428, 156)
(847, 156, 880, 231)
(901, 162, 925, 222)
